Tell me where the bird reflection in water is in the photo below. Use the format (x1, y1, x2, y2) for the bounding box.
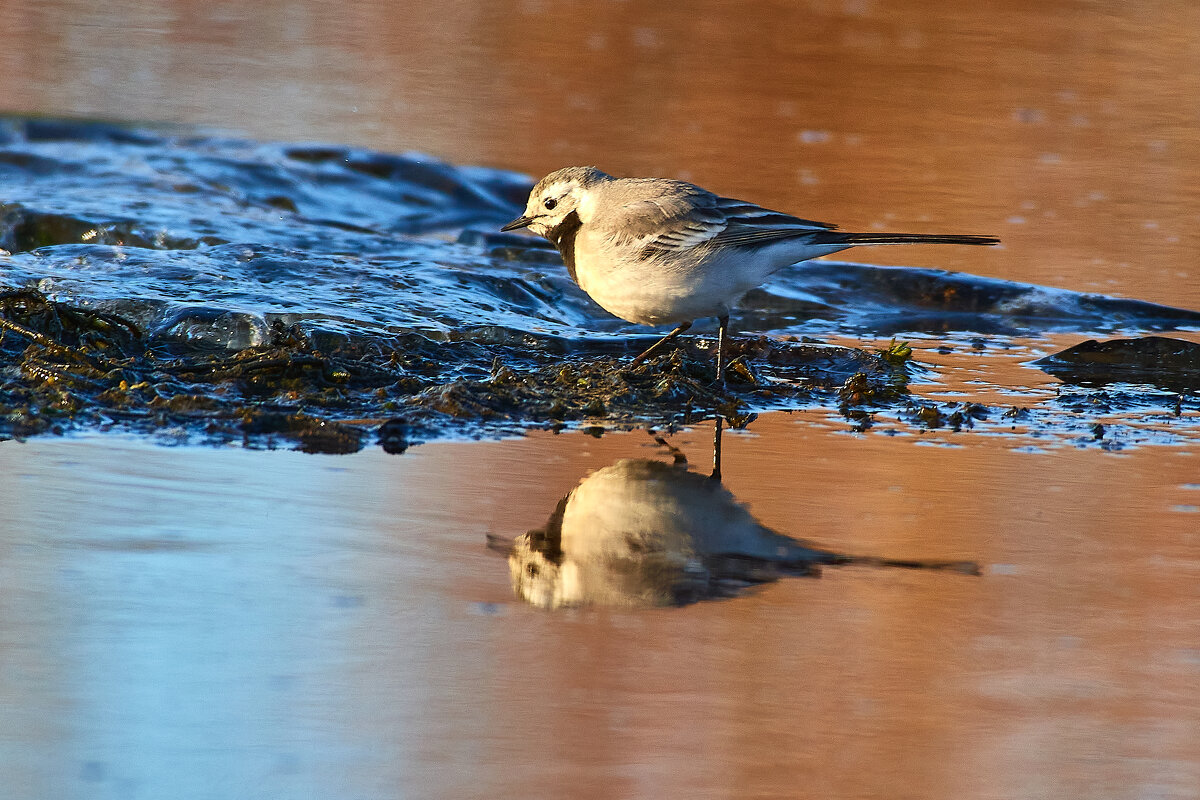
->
(490, 420, 979, 609)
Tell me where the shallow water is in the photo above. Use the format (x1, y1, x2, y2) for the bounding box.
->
(3, 0, 1200, 797)
(2, 424, 1198, 799)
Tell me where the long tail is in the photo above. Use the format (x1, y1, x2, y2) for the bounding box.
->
(815, 231, 1000, 247)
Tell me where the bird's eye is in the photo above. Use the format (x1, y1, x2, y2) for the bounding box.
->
(543, 197, 558, 210)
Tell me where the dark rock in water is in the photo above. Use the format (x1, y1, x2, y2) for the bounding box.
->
(376, 417, 411, 454)
(0, 205, 161, 253)
(1035, 336, 1200, 391)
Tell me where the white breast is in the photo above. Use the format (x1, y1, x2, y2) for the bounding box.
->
(572, 230, 850, 326)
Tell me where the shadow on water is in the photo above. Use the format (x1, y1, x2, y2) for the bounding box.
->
(3, 117, 1200, 450)
(489, 420, 980, 609)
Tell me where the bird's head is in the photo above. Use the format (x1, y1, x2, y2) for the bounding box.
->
(501, 166, 611, 238)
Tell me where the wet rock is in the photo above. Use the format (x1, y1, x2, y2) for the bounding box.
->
(376, 417, 411, 454)
(0, 205, 155, 253)
(1035, 336, 1200, 391)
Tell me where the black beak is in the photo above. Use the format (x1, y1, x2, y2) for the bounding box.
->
(485, 534, 517, 556)
(500, 215, 534, 232)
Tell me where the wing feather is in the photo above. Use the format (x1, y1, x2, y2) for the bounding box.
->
(607, 184, 838, 257)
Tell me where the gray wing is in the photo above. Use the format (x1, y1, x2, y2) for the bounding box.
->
(605, 180, 837, 257)
(707, 198, 837, 247)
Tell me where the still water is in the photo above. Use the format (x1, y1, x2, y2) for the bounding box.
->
(3, 424, 1198, 799)
(1, 1, 1199, 798)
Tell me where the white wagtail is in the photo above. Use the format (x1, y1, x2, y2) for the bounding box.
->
(502, 166, 999, 380)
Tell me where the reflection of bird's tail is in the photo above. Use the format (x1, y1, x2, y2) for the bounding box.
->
(485, 533, 516, 555)
(817, 231, 1000, 247)
(826, 554, 982, 575)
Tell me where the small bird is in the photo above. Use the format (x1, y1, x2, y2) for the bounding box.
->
(502, 166, 999, 380)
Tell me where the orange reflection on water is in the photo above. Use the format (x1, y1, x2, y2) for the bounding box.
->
(1, 426, 1197, 798)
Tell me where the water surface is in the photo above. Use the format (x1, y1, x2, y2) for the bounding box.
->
(2, 1, 1199, 798)
(1, 423, 1197, 799)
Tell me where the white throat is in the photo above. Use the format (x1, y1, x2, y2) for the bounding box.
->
(575, 188, 598, 225)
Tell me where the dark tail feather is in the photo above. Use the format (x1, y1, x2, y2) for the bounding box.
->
(815, 231, 1000, 247)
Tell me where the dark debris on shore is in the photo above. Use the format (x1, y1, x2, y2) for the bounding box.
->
(6, 287, 1200, 454)
(1, 287, 915, 453)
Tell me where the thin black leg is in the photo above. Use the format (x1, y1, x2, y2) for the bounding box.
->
(630, 320, 692, 366)
(710, 415, 724, 481)
(715, 314, 729, 385)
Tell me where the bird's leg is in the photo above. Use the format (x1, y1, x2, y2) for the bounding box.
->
(715, 314, 730, 385)
(710, 415, 724, 481)
(630, 320, 692, 366)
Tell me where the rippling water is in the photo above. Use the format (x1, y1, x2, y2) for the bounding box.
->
(4, 119, 1199, 352)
